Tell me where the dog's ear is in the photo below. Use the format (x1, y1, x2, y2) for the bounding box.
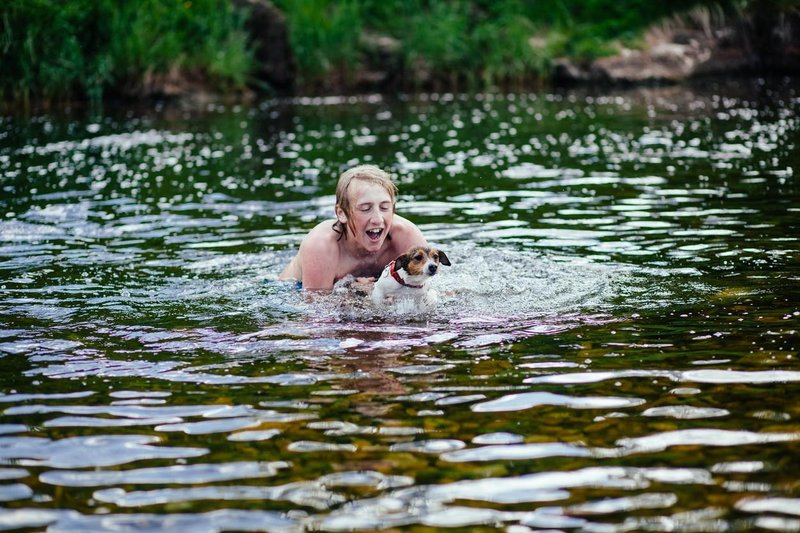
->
(437, 250, 451, 266)
(395, 252, 411, 271)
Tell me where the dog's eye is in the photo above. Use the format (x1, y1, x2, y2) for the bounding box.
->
(414, 255, 423, 261)
(432, 254, 439, 261)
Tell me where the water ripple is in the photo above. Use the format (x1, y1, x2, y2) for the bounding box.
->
(0, 435, 206, 468)
(736, 497, 800, 516)
(390, 439, 466, 454)
(525, 369, 800, 385)
(616, 429, 800, 455)
(0, 508, 298, 532)
(93, 482, 344, 510)
(642, 406, 730, 419)
(40, 461, 289, 487)
(442, 442, 591, 462)
(472, 391, 645, 412)
(0, 484, 33, 502)
(566, 492, 679, 515)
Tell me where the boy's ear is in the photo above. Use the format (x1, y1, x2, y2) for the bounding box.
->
(438, 250, 451, 266)
(335, 205, 347, 223)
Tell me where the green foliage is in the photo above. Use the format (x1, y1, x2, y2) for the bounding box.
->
(404, 0, 472, 72)
(1, 0, 785, 101)
(533, 0, 708, 59)
(273, 0, 716, 90)
(272, 0, 363, 86)
(0, 0, 252, 104)
(472, 9, 546, 86)
(2, 1, 86, 103)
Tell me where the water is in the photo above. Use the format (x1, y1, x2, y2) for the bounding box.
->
(1, 78, 799, 531)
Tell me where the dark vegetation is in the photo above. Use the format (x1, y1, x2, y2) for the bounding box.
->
(273, 0, 703, 89)
(0, 0, 797, 106)
(1, 0, 251, 106)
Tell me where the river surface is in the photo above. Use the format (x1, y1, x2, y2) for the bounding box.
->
(1, 79, 799, 532)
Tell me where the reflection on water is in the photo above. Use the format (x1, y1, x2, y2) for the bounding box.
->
(1, 79, 799, 531)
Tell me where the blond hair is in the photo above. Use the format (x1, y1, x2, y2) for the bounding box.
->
(333, 165, 398, 240)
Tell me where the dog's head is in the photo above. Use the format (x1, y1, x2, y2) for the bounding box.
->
(395, 246, 451, 278)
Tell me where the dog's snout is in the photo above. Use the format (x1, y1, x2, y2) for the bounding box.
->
(428, 264, 438, 275)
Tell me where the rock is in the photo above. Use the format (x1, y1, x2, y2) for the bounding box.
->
(116, 67, 223, 104)
(555, 4, 800, 86)
(552, 58, 592, 84)
(357, 32, 403, 89)
(591, 41, 712, 84)
(233, 0, 295, 91)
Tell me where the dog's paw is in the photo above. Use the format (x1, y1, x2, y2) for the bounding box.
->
(350, 277, 375, 297)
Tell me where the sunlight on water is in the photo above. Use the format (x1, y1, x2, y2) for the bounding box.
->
(1, 80, 799, 531)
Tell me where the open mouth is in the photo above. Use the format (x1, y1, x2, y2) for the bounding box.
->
(366, 228, 383, 242)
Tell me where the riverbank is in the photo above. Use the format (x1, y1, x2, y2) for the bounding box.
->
(1, 0, 798, 108)
(268, 0, 800, 93)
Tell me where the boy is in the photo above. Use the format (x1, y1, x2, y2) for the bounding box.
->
(280, 165, 427, 290)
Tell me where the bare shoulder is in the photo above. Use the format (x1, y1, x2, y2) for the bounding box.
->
(299, 220, 341, 269)
(389, 214, 427, 253)
(300, 220, 340, 253)
(280, 220, 340, 288)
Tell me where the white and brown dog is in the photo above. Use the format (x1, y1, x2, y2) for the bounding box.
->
(372, 246, 451, 308)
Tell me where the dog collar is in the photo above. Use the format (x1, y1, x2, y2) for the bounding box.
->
(389, 260, 423, 288)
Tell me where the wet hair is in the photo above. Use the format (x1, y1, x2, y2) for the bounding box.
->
(332, 164, 398, 241)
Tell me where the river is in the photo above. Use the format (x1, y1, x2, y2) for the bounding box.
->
(0, 78, 799, 531)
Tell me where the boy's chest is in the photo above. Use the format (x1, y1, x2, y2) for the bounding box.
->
(339, 247, 398, 280)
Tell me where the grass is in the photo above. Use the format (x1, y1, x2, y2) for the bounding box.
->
(275, 0, 363, 89)
(273, 0, 714, 91)
(0, 0, 253, 105)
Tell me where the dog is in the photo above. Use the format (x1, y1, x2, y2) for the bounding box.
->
(372, 246, 451, 308)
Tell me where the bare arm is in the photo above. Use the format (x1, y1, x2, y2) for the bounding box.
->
(279, 221, 340, 290)
(389, 215, 428, 253)
(297, 233, 340, 290)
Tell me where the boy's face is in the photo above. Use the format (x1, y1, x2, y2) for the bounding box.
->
(337, 180, 394, 253)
